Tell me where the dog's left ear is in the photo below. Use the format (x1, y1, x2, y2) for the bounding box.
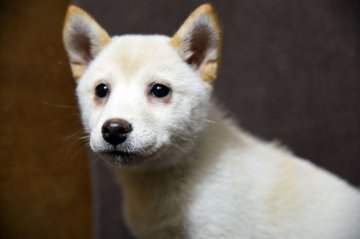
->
(63, 5, 110, 81)
(170, 4, 222, 83)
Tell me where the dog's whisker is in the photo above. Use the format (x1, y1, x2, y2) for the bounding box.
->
(56, 61, 70, 65)
(40, 101, 78, 109)
(61, 130, 88, 140)
(63, 137, 89, 161)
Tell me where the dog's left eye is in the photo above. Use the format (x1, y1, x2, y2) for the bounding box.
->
(150, 84, 171, 98)
(95, 83, 109, 98)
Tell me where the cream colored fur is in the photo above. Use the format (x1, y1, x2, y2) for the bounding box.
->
(63, 4, 360, 239)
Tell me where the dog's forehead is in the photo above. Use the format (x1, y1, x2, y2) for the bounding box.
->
(96, 35, 179, 78)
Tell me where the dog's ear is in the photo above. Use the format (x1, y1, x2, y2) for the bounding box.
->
(63, 5, 110, 81)
(170, 4, 222, 83)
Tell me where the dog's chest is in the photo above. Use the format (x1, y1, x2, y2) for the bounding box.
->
(116, 160, 255, 239)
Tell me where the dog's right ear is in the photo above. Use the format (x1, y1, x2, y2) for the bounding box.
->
(63, 5, 110, 81)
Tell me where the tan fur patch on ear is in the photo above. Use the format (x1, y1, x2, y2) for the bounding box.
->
(200, 60, 219, 83)
(63, 5, 110, 81)
(69, 64, 86, 81)
(170, 4, 222, 84)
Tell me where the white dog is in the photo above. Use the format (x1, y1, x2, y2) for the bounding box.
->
(63, 4, 360, 239)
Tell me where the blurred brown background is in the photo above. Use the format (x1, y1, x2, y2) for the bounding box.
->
(0, 0, 91, 238)
(1, 0, 359, 238)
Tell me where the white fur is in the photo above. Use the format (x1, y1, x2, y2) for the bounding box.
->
(65, 5, 360, 239)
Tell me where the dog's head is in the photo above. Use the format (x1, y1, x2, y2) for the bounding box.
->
(63, 4, 222, 169)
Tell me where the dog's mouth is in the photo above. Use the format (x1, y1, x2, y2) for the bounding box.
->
(98, 149, 157, 167)
(103, 150, 139, 158)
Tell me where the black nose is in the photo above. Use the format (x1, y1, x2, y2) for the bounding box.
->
(102, 119, 132, 146)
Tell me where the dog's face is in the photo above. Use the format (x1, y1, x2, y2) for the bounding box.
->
(63, 4, 222, 168)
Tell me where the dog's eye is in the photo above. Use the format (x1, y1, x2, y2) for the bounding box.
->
(150, 84, 170, 98)
(95, 83, 109, 98)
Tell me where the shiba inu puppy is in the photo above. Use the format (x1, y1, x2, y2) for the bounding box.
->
(63, 4, 360, 239)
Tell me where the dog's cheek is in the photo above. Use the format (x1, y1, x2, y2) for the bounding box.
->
(172, 92, 209, 129)
(135, 113, 172, 150)
(81, 103, 100, 133)
(78, 100, 93, 133)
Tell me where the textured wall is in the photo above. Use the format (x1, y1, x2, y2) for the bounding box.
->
(0, 1, 92, 238)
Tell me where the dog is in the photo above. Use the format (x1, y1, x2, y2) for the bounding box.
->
(63, 4, 360, 239)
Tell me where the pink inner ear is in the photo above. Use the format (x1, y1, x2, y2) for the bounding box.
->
(71, 30, 93, 63)
(186, 25, 211, 68)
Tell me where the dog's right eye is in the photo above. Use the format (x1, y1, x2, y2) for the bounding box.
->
(95, 83, 109, 98)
